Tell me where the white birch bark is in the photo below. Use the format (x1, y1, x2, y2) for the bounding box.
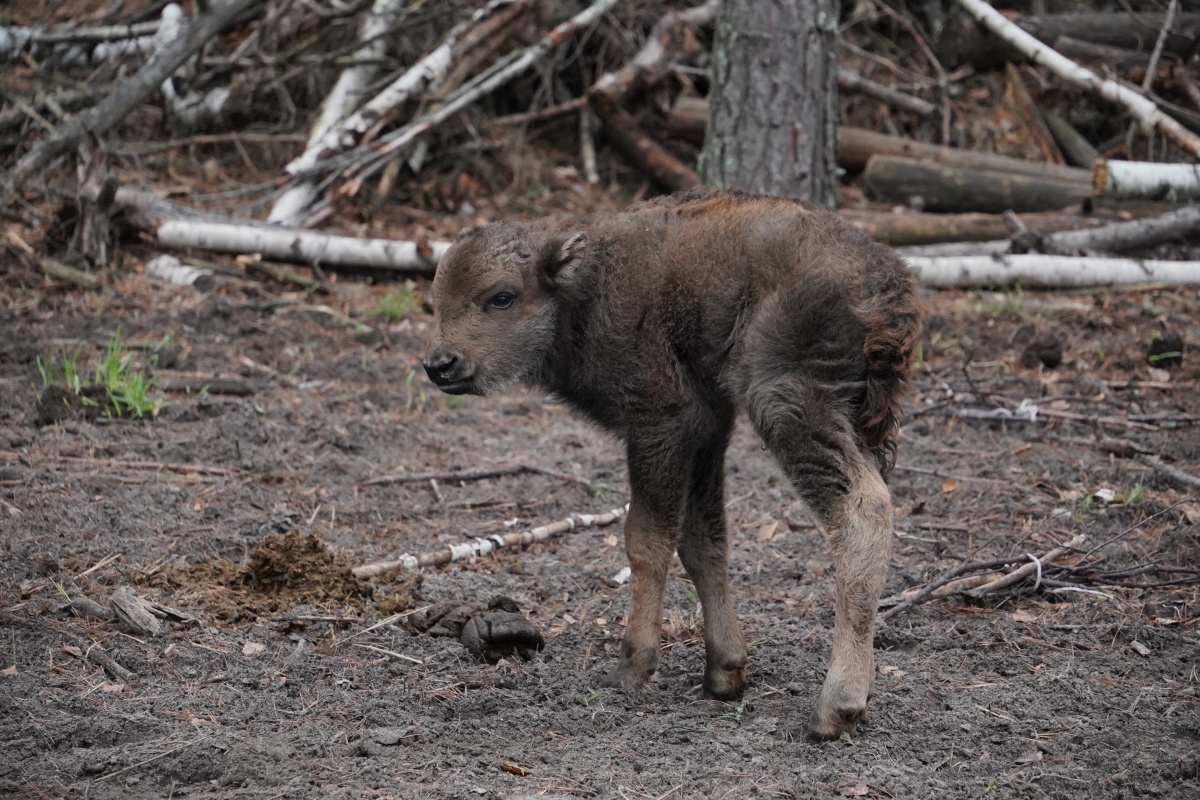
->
(907, 253, 1200, 287)
(280, 0, 523, 180)
(268, 0, 410, 224)
(1093, 160, 1200, 200)
(108, 188, 451, 272)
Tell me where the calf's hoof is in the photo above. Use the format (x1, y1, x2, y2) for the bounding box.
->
(807, 701, 870, 741)
(600, 651, 658, 692)
(703, 661, 748, 701)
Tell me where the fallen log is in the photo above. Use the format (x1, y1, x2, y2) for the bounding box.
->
(862, 155, 1091, 213)
(1046, 204, 1200, 253)
(0, 0, 261, 210)
(1021, 12, 1200, 57)
(588, 95, 699, 191)
(1038, 105, 1101, 168)
(907, 253, 1200, 287)
(1093, 160, 1200, 200)
(108, 188, 450, 273)
(667, 98, 1082, 179)
(840, 208, 1135, 247)
(955, 0, 1200, 158)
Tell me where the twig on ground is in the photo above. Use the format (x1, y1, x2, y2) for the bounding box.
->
(1139, 455, 1200, 491)
(353, 505, 627, 578)
(965, 535, 1087, 597)
(64, 632, 138, 683)
(1081, 500, 1193, 559)
(94, 737, 207, 783)
(362, 463, 594, 488)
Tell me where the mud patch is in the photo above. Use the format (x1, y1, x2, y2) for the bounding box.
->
(148, 531, 372, 621)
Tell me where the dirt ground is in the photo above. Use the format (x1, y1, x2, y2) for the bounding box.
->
(2, 258, 1199, 799)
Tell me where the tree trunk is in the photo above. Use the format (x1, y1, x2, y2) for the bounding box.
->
(700, 0, 837, 208)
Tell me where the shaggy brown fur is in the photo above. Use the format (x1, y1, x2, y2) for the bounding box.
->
(424, 188, 922, 738)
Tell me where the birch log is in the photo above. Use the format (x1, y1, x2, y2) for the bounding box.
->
(1093, 160, 1200, 200)
(275, 0, 531, 213)
(109, 188, 450, 272)
(955, 0, 1200, 158)
(907, 253, 1200, 287)
(0, 0, 261, 209)
(0, 20, 159, 63)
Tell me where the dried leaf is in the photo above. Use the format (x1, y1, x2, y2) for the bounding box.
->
(839, 783, 870, 797)
(500, 762, 528, 777)
(242, 641, 266, 656)
(756, 520, 779, 543)
(1, 665, 16, 676)
(941, 478, 957, 494)
(1011, 608, 1039, 624)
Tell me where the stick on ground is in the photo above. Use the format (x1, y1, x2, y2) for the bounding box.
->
(353, 506, 627, 578)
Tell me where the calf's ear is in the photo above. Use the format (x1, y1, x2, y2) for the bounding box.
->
(539, 232, 589, 291)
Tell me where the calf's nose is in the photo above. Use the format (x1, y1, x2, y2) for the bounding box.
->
(422, 347, 461, 383)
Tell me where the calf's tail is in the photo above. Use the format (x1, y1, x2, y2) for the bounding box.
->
(857, 261, 923, 475)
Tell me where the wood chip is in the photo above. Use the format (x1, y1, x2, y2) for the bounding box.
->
(1130, 640, 1151, 657)
(109, 587, 162, 636)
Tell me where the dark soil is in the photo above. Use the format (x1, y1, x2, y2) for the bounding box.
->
(2, 274, 1198, 799)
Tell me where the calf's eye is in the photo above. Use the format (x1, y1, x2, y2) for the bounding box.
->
(489, 293, 516, 310)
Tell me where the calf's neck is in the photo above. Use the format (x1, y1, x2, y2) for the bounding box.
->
(423, 188, 922, 739)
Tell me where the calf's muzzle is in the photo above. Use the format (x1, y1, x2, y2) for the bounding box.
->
(422, 345, 474, 393)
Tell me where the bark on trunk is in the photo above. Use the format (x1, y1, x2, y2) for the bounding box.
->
(700, 0, 837, 208)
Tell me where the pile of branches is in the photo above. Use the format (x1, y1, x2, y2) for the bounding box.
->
(2, 0, 1200, 286)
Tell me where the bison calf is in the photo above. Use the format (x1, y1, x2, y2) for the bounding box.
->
(423, 188, 921, 739)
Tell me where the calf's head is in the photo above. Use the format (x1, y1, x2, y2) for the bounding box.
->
(423, 222, 589, 396)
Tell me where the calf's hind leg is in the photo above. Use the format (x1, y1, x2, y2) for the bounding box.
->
(676, 417, 748, 700)
(746, 376, 892, 739)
